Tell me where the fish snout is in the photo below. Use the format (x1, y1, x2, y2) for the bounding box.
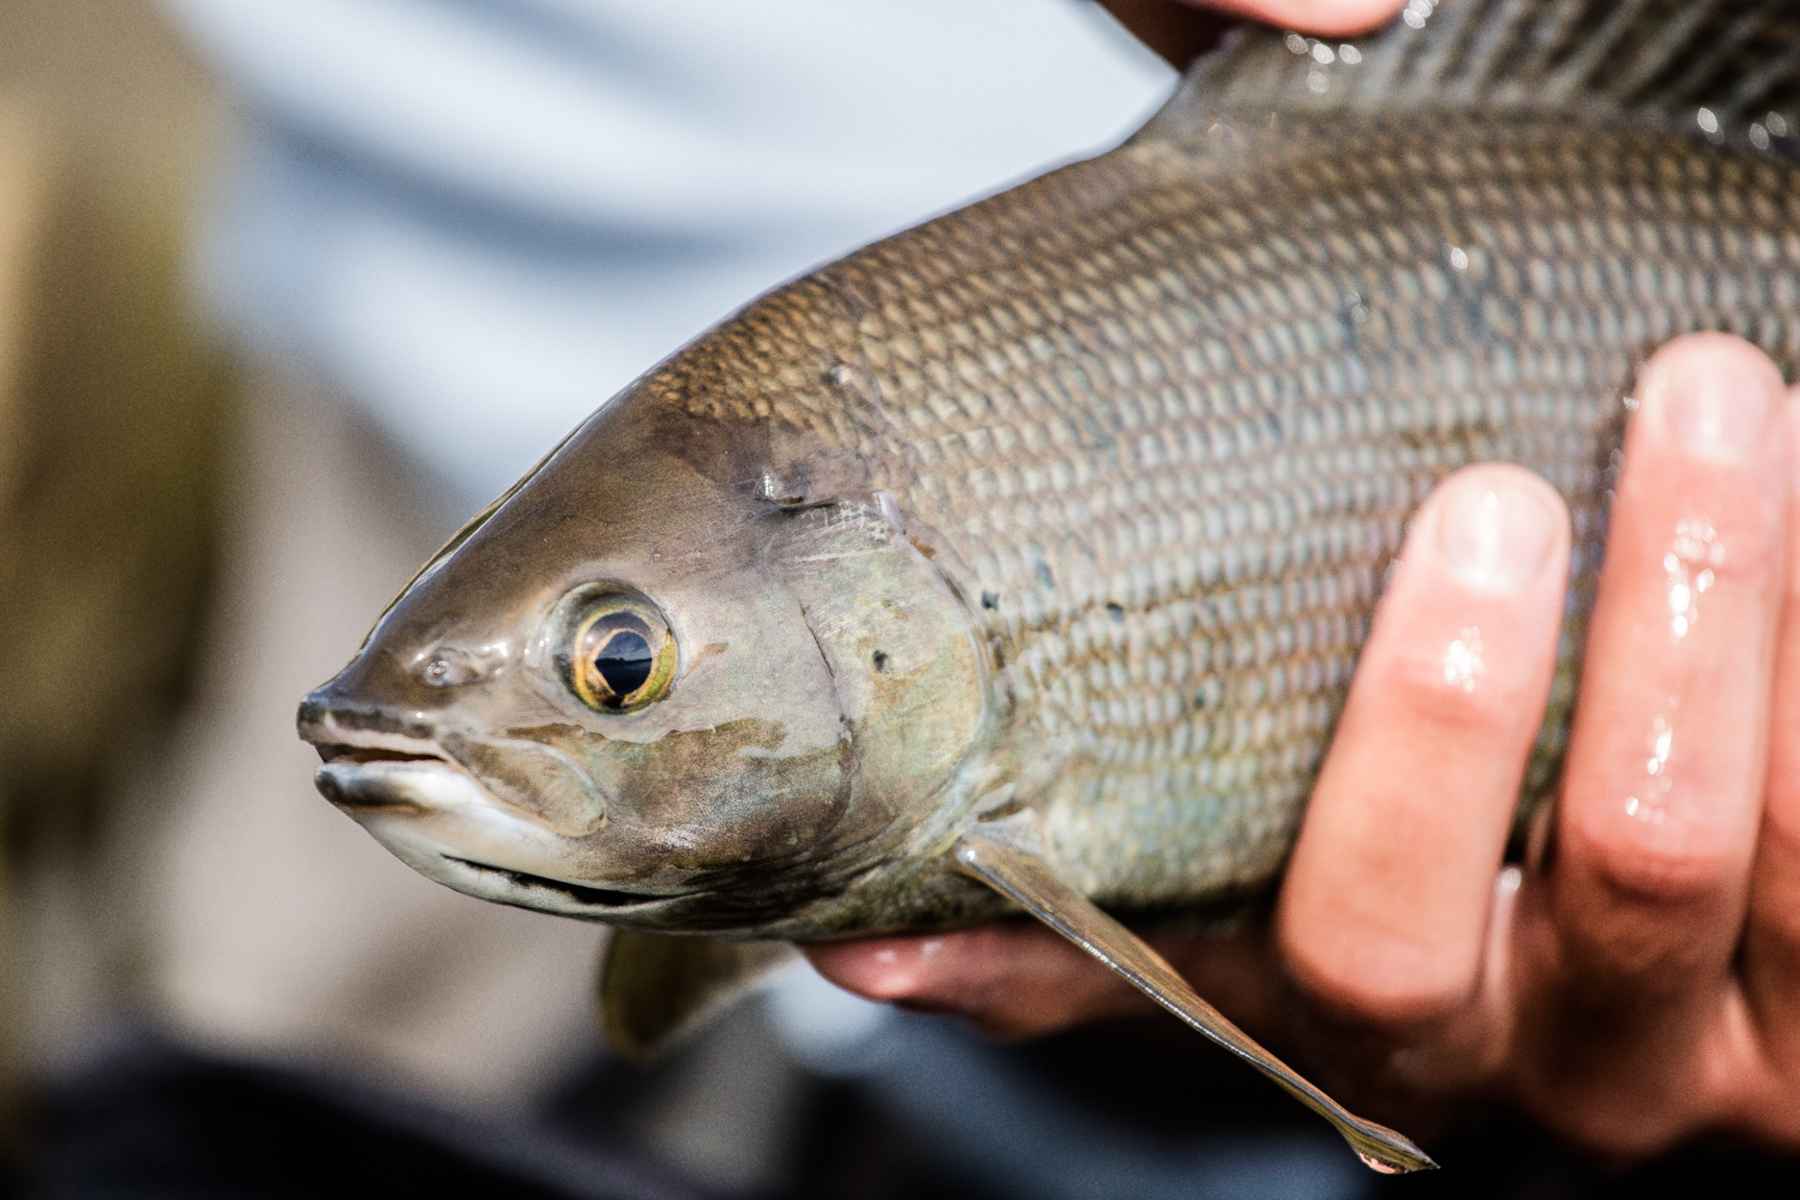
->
(297, 687, 438, 749)
(296, 688, 342, 749)
(298, 638, 502, 745)
(300, 688, 461, 815)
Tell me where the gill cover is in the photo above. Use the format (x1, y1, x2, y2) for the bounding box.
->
(761, 494, 990, 836)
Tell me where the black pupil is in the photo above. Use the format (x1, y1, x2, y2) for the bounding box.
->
(595, 632, 653, 698)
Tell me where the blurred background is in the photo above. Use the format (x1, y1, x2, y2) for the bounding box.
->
(4, 2, 1799, 1197)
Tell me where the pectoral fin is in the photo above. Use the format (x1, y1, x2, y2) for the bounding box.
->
(952, 823, 1437, 1175)
(599, 931, 797, 1059)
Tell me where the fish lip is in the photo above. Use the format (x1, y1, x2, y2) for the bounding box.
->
(440, 855, 697, 910)
(297, 695, 438, 749)
(305, 718, 460, 811)
(313, 742, 447, 767)
(301, 701, 465, 810)
(313, 755, 462, 811)
(299, 694, 452, 761)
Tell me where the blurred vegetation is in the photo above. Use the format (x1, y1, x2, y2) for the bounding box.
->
(1, 0, 235, 1143)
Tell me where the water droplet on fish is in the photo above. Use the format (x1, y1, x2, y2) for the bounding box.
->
(1402, 0, 1437, 30)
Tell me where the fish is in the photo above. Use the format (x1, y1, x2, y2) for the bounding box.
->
(297, 0, 1800, 1175)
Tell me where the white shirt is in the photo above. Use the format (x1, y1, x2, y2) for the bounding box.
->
(160, 0, 1172, 502)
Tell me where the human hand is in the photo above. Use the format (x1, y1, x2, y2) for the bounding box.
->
(808, 334, 1800, 1157)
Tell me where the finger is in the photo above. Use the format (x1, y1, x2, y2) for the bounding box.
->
(803, 919, 1283, 1040)
(1277, 465, 1570, 1028)
(1184, 0, 1405, 37)
(805, 926, 1142, 1037)
(1747, 386, 1800, 1067)
(1550, 335, 1789, 992)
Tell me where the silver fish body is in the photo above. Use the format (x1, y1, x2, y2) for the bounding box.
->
(302, 0, 1800, 939)
(562, 112, 1800, 923)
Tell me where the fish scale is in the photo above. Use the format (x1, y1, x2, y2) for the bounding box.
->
(643, 110, 1799, 907)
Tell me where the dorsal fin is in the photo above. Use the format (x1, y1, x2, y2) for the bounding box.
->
(1139, 0, 1800, 156)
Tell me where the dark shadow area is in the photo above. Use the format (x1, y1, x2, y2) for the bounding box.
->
(22, 1030, 717, 1200)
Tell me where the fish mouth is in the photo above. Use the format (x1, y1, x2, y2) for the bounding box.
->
(300, 697, 455, 809)
(310, 735, 460, 810)
(440, 855, 690, 909)
(303, 717, 693, 914)
(300, 702, 680, 914)
(314, 743, 445, 767)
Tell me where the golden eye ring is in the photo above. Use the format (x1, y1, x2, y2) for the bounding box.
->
(565, 595, 678, 712)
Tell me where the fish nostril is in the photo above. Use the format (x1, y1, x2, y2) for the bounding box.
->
(418, 646, 487, 688)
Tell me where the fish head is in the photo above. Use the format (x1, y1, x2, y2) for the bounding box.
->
(297, 385, 989, 932)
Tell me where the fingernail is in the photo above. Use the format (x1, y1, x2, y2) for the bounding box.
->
(1433, 473, 1559, 593)
(1645, 345, 1777, 464)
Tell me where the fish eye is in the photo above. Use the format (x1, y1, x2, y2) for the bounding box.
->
(564, 594, 678, 712)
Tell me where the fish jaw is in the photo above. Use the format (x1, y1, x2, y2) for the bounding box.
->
(301, 711, 697, 919)
(316, 755, 700, 918)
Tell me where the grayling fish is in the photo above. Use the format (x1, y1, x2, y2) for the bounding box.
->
(297, 0, 1800, 1174)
